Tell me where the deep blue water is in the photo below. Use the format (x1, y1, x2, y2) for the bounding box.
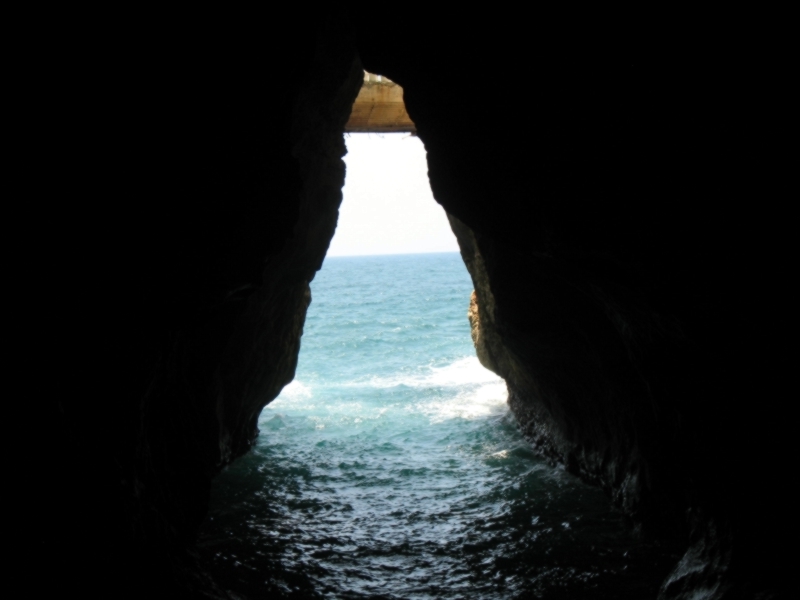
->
(199, 253, 678, 599)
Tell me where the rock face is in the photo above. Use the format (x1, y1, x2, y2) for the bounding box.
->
(345, 72, 415, 133)
(38, 8, 789, 599)
(40, 14, 365, 597)
(451, 208, 666, 523)
(467, 290, 497, 374)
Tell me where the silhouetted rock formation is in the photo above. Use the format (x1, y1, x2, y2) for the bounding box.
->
(38, 7, 789, 599)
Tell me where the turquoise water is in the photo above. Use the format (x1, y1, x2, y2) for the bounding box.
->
(199, 253, 677, 599)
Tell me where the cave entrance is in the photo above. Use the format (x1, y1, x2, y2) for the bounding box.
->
(198, 72, 674, 599)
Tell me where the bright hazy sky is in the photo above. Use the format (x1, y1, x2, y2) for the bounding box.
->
(326, 133, 460, 257)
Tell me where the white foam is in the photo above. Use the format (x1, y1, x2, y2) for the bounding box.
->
(265, 360, 507, 425)
(416, 380, 508, 423)
(421, 357, 503, 387)
(276, 379, 313, 401)
(355, 356, 503, 390)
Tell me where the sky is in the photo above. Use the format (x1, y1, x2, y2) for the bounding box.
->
(326, 133, 460, 257)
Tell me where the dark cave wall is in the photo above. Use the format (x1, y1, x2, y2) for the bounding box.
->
(354, 15, 790, 598)
(43, 13, 363, 596)
(449, 211, 682, 527)
(39, 9, 790, 599)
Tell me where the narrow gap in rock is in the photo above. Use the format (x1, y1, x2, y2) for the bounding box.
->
(196, 74, 680, 600)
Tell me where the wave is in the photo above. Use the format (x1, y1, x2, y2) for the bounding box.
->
(415, 380, 508, 422)
(268, 357, 508, 423)
(277, 379, 313, 400)
(352, 356, 503, 390)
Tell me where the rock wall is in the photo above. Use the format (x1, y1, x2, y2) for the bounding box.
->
(450, 210, 670, 524)
(39, 12, 363, 598)
(356, 14, 790, 598)
(37, 8, 789, 599)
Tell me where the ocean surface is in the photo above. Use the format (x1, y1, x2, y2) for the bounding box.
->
(199, 253, 678, 599)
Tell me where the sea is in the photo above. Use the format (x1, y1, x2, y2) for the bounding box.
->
(198, 252, 679, 599)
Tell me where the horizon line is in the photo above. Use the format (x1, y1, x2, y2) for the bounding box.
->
(324, 250, 460, 259)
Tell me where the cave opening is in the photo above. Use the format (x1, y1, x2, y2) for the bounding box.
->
(196, 94, 682, 598)
(34, 13, 791, 599)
